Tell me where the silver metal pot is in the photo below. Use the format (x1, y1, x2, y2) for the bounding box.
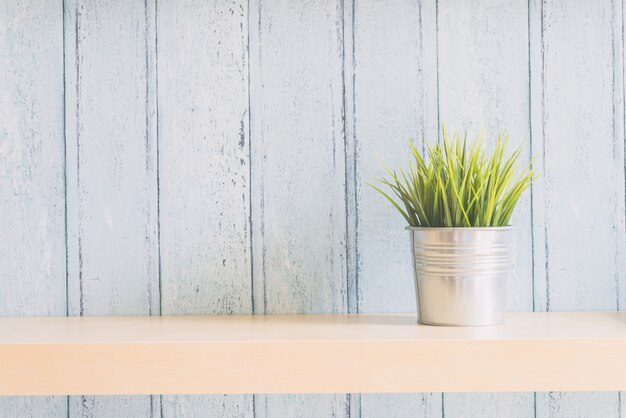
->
(408, 226, 513, 326)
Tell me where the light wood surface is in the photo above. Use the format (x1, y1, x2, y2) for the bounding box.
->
(1, 312, 625, 396)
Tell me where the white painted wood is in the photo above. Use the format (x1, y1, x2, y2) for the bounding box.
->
(0, 1, 66, 416)
(249, 0, 348, 416)
(530, 0, 626, 417)
(249, 0, 347, 314)
(436, 0, 535, 416)
(353, 0, 438, 313)
(444, 394, 534, 418)
(342, 4, 361, 414)
(616, 3, 625, 416)
(157, 0, 252, 417)
(351, 0, 440, 416)
(360, 394, 441, 418)
(64, 0, 158, 416)
(437, 0, 533, 312)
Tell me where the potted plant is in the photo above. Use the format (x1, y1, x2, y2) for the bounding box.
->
(371, 128, 536, 326)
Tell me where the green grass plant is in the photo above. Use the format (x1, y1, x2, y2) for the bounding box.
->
(370, 127, 536, 227)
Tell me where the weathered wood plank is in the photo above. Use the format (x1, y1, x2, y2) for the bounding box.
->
(249, 0, 348, 316)
(157, 0, 252, 417)
(359, 394, 441, 418)
(616, 3, 625, 416)
(249, 0, 348, 416)
(620, 0, 626, 311)
(437, 0, 533, 311)
(353, 0, 438, 313)
(64, 0, 158, 416)
(437, 0, 534, 415)
(0, 0, 66, 416)
(530, 0, 626, 416)
(0, 0, 66, 319)
(342, 2, 358, 415)
(351, 0, 440, 416)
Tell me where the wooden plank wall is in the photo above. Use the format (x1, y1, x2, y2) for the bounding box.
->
(530, 0, 626, 417)
(352, 0, 440, 416)
(1, 0, 625, 417)
(158, 1, 252, 417)
(436, 0, 535, 416)
(0, 1, 67, 417)
(64, 1, 159, 416)
(249, 0, 350, 416)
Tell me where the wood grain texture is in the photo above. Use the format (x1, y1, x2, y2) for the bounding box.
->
(530, 0, 626, 417)
(351, 0, 440, 417)
(352, 0, 438, 313)
(64, 0, 158, 416)
(0, 1, 66, 416)
(620, 0, 626, 309)
(2, 312, 626, 395)
(249, 0, 348, 416)
(437, 0, 533, 312)
(436, 0, 535, 416)
(157, 0, 252, 417)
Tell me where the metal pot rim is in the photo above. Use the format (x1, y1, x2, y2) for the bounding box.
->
(405, 225, 513, 231)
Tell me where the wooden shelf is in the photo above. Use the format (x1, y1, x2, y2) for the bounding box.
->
(1, 312, 625, 395)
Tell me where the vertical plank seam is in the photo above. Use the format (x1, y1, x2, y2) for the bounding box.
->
(618, 0, 625, 412)
(341, 0, 350, 317)
(340, 0, 358, 413)
(611, 0, 625, 317)
(248, 0, 255, 319)
(258, 0, 268, 315)
(154, 0, 162, 321)
(435, 2, 444, 416)
(622, 0, 626, 316)
(75, 0, 84, 319)
(145, 0, 159, 415)
(152, 1, 160, 312)
(540, 0, 554, 395)
(144, 0, 152, 319)
(527, 0, 538, 415)
(617, 2, 626, 316)
(62, 0, 70, 416)
(527, 0, 536, 316)
(248, 0, 256, 415)
(611, 0, 617, 313)
(341, 0, 357, 321)
(63, 0, 69, 320)
(540, 0, 550, 313)
(347, 0, 360, 414)
(154, 1, 164, 416)
(75, 1, 85, 411)
(351, 0, 359, 317)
